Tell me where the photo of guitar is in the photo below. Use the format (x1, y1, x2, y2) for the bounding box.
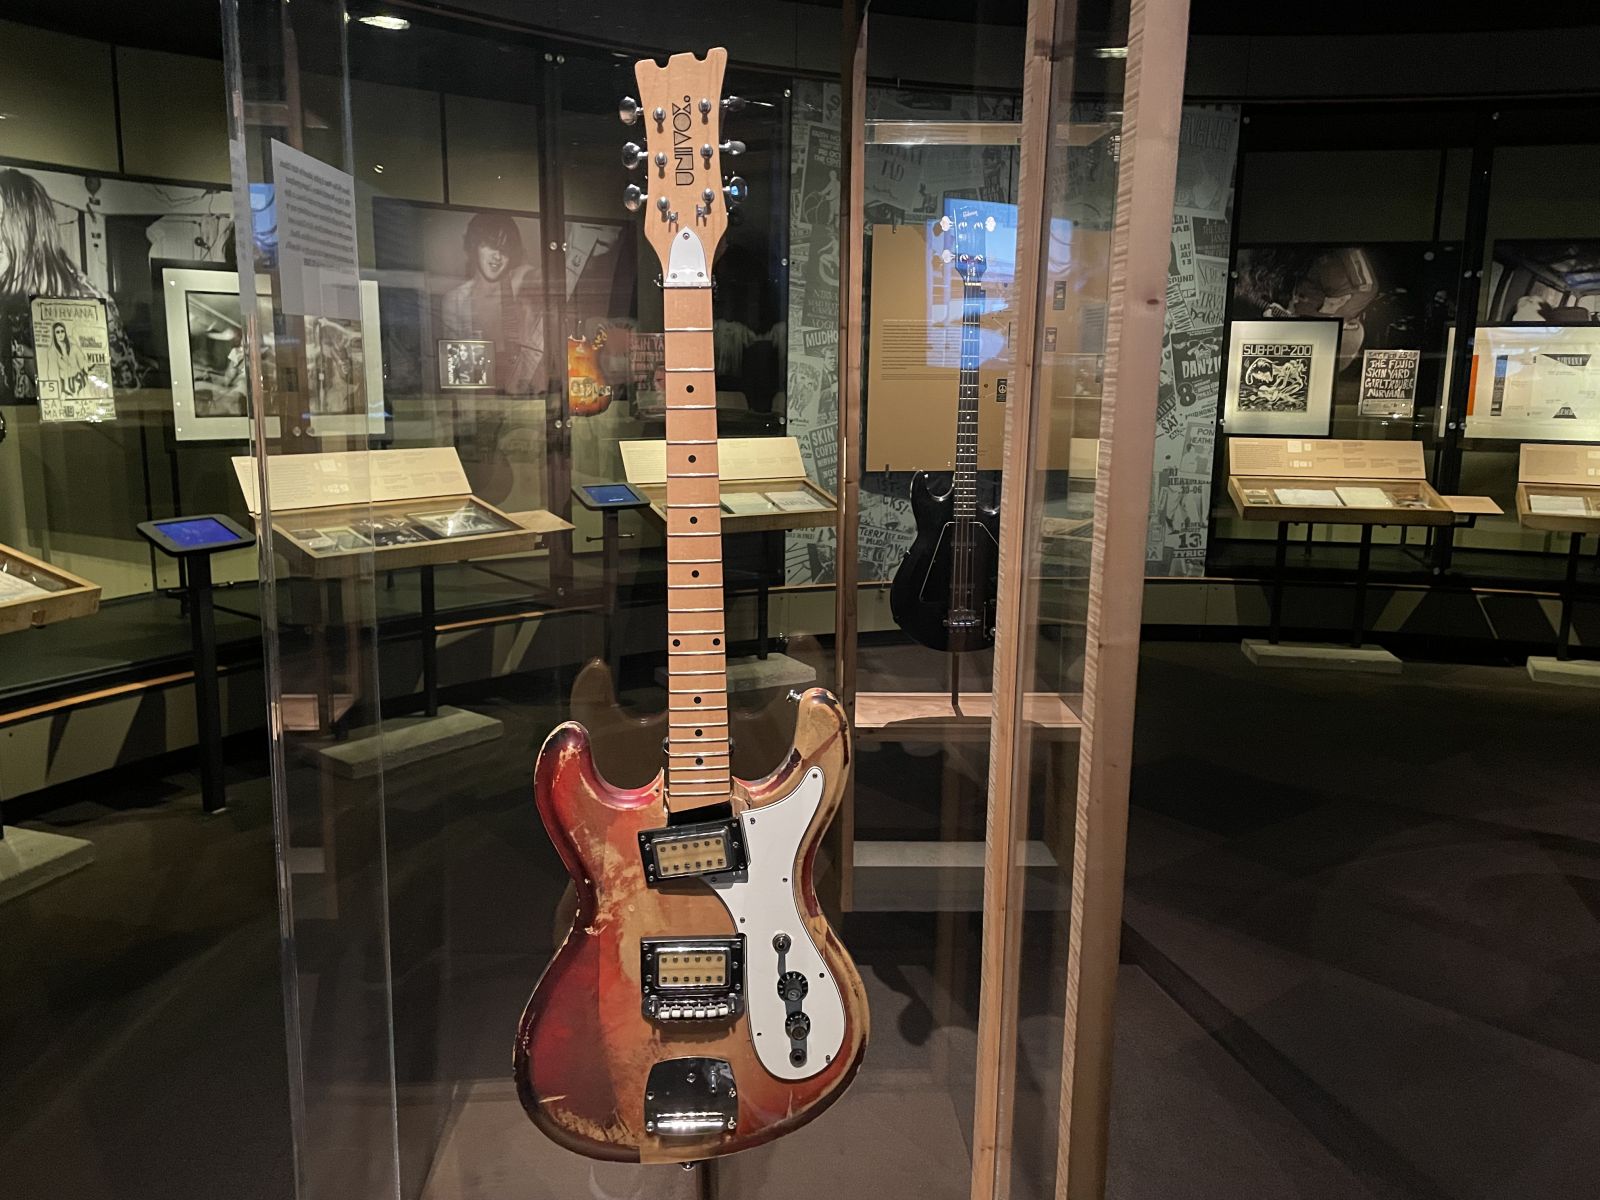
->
(889, 204, 1002, 654)
(513, 48, 868, 1164)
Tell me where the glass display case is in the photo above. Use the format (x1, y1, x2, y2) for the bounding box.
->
(212, 0, 1173, 1196)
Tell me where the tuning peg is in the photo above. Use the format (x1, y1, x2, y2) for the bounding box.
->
(623, 184, 647, 213)
(621, 142, 646, 170)
(720, 140, 745, 157)
(723, 175, 749, 206)
(937, 248, 955, 264)
(937, 215, 953, 234)
(722, 95, 746, 114)
(619, 96, 640, 125)
(984, 215, 997, 232)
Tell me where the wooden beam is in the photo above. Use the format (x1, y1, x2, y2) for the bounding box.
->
(1057, 0, 1192, 1196)
(831, 0, 868, 915)
(969, 0, 1060, 1195)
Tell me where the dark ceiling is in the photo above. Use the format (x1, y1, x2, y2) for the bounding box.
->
(5, 0, 1599, 62)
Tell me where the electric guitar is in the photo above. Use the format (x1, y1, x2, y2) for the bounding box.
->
(889, 205, 1002, 653)
(514, 49, 868, 1164)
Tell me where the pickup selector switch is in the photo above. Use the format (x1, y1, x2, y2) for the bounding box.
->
(778, 971, 808, 1004)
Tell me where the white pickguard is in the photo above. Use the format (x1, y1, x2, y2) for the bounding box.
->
(708, 767, 844, 1081)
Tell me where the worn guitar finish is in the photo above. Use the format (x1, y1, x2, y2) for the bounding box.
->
(890, 203, 1002, 653)
(514, 48, 867, 1164)
(515, 690, 866, 1162)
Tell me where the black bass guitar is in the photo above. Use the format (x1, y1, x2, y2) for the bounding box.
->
(890, 205, 1001, 654)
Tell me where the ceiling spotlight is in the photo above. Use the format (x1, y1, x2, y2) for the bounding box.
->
(358, 15, 411, 31)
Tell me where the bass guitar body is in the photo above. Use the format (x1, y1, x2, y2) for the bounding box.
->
(514, 687, 868, 1163)
(889, 470, 1001, 653)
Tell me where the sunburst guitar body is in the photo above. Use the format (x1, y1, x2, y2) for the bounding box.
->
(513, 49, 868, 1164)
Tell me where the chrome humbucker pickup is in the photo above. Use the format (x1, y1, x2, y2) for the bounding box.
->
(641, 936, 745, 1022)
(638, 818, 747, 884)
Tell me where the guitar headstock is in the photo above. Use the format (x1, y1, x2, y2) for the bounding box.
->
(935, 203, 997, 282)
(619, 48, 748, 287)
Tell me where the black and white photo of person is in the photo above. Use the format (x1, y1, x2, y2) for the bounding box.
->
(443, 211, 547, 395)
(1235, 246, 1378, 373)
(186, 293, 250, 417)
(0, 169, 141, 401)
(307, 316, 365, 414)
(1488, 241, 1600, 324)
(440, 339, 494, 388)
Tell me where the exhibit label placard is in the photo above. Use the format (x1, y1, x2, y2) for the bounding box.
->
(270, 140, 362, 322)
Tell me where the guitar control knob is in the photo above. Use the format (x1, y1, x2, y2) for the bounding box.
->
(720, 139, 746, 157)
(778, 971, 808, 1003)
(619, 96, 640, 125)
(621, 142, 646, 170)
(623, 185, 646, 213)
(785, 1011, 811, 1040)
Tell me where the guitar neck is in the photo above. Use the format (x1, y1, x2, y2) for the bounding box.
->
(954, 276, 983, 519)
(663, 285, 731, 812)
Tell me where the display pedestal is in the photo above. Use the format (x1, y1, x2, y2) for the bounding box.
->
(1241, 638, 1402, 674)
(1525, 656, 1600, 689)
(315, 705, 503, 780)
(0, 826, 94, 904)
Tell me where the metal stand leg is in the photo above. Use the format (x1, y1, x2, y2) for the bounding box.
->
(756, 531, 778, 661)
(420, 564, 438, 718)
(1557, 532, 1583, 662)
(1351, 525, 1374, 651)
(1269, 522, 1289, 645)
(601, 510, 620, 679)
(949, 650, 962, 714)
(187, 554, 227, 814)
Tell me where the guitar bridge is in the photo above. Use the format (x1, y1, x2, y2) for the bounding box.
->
(641, 936, 745, 1022)
(643, 1058, 738, 1139)
(638, 818, 746, 884)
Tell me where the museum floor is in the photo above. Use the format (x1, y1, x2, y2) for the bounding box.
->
(1, 639, 1597, 1199)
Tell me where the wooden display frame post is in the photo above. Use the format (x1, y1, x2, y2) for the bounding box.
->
(830, 1, 1197, 1198)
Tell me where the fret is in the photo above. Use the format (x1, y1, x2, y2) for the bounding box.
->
(661, 284, 733, 812)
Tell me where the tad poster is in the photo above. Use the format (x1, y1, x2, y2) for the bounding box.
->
(31, 297, 116, 422)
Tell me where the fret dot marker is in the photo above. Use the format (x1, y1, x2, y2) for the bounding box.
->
(688, 454, 696, 463)
(695, 729, 703, 737)
(690, 516, 698, 524)
(694, 696, 702, 704)
(696, 757, 704, 765)
(673, 638, 681, 647)
(692, 570, 700, 578)
(712, 637, 720, 646)
(686, 384, 695, 393)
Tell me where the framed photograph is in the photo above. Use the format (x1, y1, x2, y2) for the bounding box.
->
(1466, 325, 1600, 442)
(408, 503, 514, 539)
(438, 338, 496, 390)
(162, 266, 388, 441)
(1222, 318, 1340, 437)
(1487, 240, 1600, 324)
(371, 197, 627, 397)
